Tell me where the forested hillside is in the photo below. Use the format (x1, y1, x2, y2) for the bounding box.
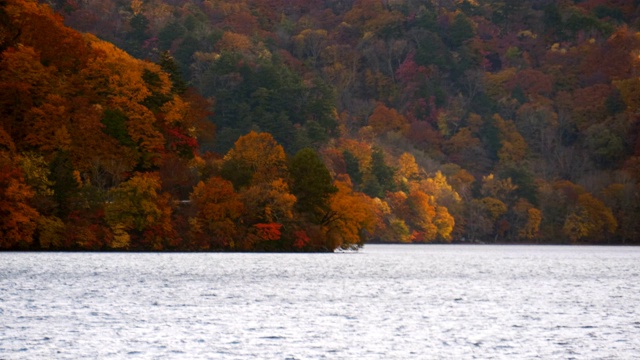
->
(2, 0, 640, 249)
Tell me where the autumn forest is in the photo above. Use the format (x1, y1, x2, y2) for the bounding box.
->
(1, 0, 640, 251)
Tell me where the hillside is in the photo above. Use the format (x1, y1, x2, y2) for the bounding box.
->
(2, 0, 640, 248)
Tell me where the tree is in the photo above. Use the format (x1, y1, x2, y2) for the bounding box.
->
(343, 149, 363, 187)
(406, 190, 437, 242)
(159, 51, 187, 94)
(448, 12, 475, 47)
(369, 147, 396, 195)
(241, 178, 296, 225)
(397, 152, 420, 182)
(512, 199, 541, 242)
(105, 172, 164, 248)
(563, 193, 617, 243)
(222, 131, 288, 188)
(189, 177, 244, 250)
(289, 148, 337, 223)
(0, 152, 39, 248)
(493, 114, 528, 165)
(324, 180, 377, 250)
(367, 102, 409, 136)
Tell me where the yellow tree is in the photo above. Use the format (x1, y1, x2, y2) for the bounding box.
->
(105, 172, 163, 249)
(293, 28, 328, 63)
(434, 206, 455, 242)
(222, 131, 288, 187)
(563, 193, 617, 243)
(397, 152, 420, 182)
(415, 171, 462, 209)
(240, 178, 297, 225)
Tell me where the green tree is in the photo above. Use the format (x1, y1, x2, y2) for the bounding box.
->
(289, 148, 337, 223)
(448, 13, 474, 47)
(343, 150, 363, 187)
(370, 147, 396, 194)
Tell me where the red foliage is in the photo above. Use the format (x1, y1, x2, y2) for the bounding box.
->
(254, 222, 283, 241)
(166, 127, 199, 155)
(293, 230, 311, 249)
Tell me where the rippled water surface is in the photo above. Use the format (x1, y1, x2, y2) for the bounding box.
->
(1, 245, 640, 359)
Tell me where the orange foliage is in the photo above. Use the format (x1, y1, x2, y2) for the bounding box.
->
(190, 177, 244, 249)
(493, 114, 528, 164)
(325, 180, 377, 249)
(0, 153, 39, 248)
(368, 102, 409, 136)
(225, 131, 288, 185)
(218, 31, 252, 53)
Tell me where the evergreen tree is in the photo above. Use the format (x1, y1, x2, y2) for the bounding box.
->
(290, 148, 337, 223)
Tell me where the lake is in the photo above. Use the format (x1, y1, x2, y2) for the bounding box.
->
(1, 244, 639, 359)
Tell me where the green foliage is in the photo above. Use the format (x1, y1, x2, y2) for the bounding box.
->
(448, 13, 474, 47)
(158, 22, 186, 51)
(498, 166, 538, 206)
(289, 148, 337, 223)
(584, 123, 626, 168)
(370, 147, 396, 194)
(343, 150, 363, 187)
(101, 109, 135, 147)
(48, 151, 77, 218)
(201, 53, 334, 154)
(141, 69, 172, 110)
(159, 51, 188, 94)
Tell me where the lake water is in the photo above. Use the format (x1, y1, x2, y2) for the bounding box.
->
(1, 245, 639, 359)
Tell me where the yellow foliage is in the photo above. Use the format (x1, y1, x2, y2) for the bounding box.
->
(520, 207, 542, 241)
(481, 197, 507, 221)
(563, 193, 617, 242)
(36, 216, 65, 249)
(493, 114, 528, 164)
(241, 178, 296, 223)
(130, 0, 143, 15)
(397, 152, 419, 181)
(110, 223, 131, 249)
(481, 174, 518, 202)
(415, 171, 461, 206)
(225, 131, 288, 184)
(18, 152, 54, 197)
(105, 172, 163, 233)
(435, 206, 455, 241)
(484, 67, 517, 100)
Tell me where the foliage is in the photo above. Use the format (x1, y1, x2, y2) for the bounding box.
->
(1, 0, 640, 249)
(289, 148, 337, 223)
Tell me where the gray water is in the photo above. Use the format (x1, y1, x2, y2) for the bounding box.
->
(1, 245, 639, 359)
